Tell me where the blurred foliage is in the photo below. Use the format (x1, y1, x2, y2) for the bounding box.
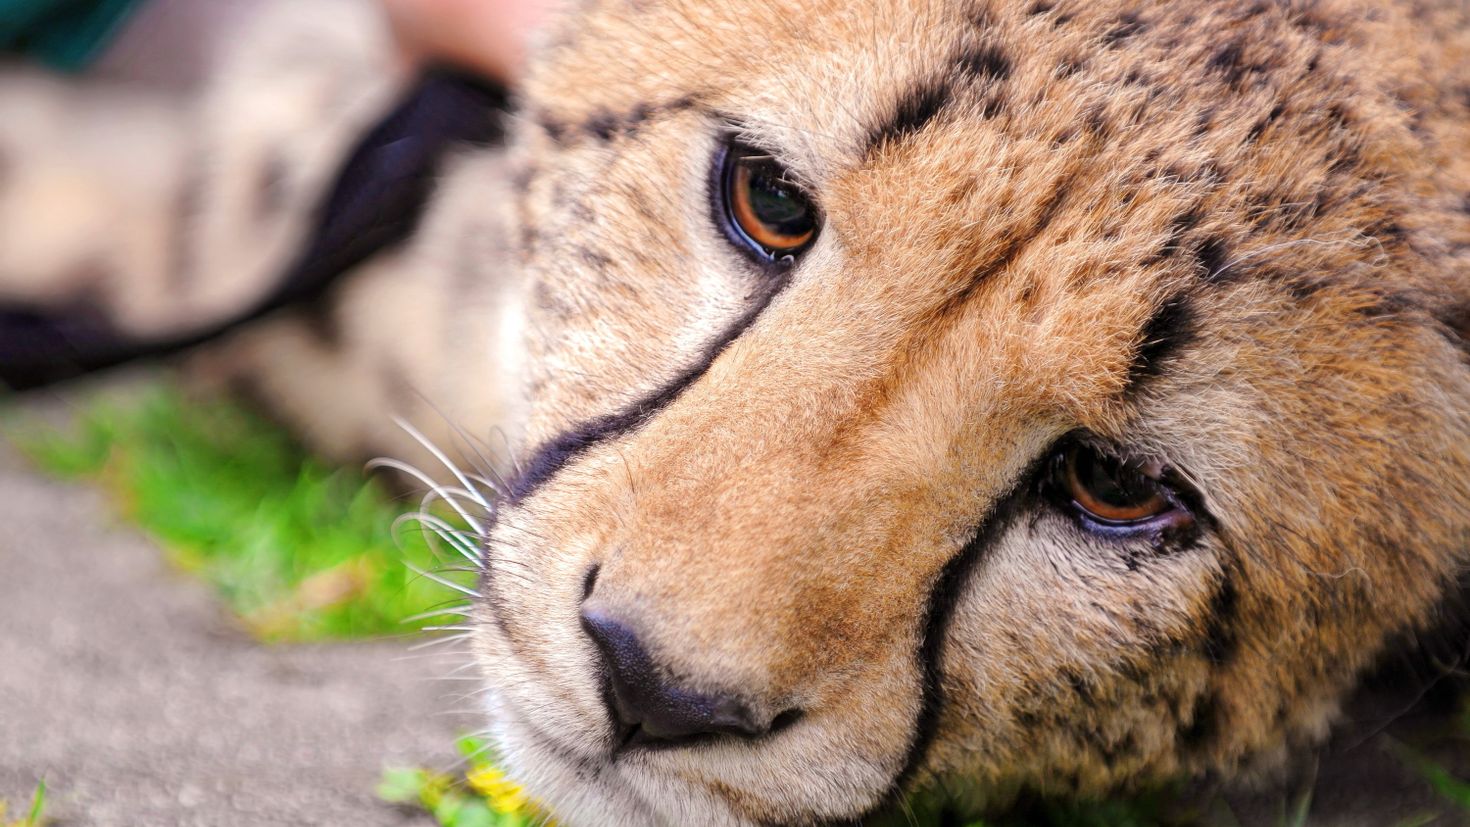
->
(380, 735, 555, 827)
(7, 383, 474, 641)
(0, 781, 47, 827)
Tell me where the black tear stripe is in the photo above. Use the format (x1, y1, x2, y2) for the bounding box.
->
(843, 462, 1041, 826)
(1126, 293, 1197, 391)
(507, 271, 793, 502)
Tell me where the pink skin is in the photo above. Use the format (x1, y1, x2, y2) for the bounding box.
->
(382, 0, 548, 83)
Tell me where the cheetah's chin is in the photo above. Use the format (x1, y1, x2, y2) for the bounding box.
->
(490, 701, 754, 827)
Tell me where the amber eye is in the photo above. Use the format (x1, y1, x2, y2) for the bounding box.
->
(1057, 444, 1172, 525)
(720, 144, 818, 261)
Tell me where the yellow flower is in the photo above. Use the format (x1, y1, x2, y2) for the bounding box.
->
(466, 764, 546, 820)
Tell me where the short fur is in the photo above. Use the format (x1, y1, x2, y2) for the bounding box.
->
(4, 0, 1470, 824)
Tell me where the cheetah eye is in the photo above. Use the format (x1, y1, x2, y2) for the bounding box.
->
(718, 142, 819, 263)
(1048, 442, 1191, 530)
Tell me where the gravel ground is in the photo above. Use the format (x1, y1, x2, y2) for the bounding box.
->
(0, 440, 470, 826)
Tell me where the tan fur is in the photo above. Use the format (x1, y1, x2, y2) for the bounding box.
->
(5, 0, 1470, 824)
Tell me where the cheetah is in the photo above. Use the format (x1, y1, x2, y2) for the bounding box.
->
(3, 0, 1470, 824)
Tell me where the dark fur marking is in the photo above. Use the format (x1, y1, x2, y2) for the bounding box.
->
(1195, 236, 1231, 282)
(1201, 570, 1239, 665)
(1127, 294, 1196, 390)
(866, 79, 952, 154)
(958, 44, 1012, 82)
(536, 115, 569, 142)
(1245, 102, 1286, 144)
(937, 175, 1074, 319)
(1176, 571, 1239, 752)
(1103, 12, 1147, 46)
(859, 467, 1041, 823)
(1177, 690, 1221, 751)
(508, 272, 793, 500)
(1435, 300, 1470, 358)
(1056, 56, 1087, 79)
(1206, 40, 1252, 89)
(542, 96, 699, 144)
(584, 110, 619, 141)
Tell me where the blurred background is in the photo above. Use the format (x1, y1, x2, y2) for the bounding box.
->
(3, 2, 1470, 826)
(0, 1, 536, 824)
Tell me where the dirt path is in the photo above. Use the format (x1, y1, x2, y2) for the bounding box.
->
(0, 443, 469, 826)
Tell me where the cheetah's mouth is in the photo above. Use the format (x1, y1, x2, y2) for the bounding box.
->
(487, 695, 757, 827)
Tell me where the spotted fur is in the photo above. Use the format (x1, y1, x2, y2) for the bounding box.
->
(4, 0, 1470, 824)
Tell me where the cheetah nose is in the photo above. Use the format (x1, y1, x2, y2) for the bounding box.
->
(580, 608, 769, 746)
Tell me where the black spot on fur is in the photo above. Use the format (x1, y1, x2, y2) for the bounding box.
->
(1177, 690, 1221, 751)
(557, 95, 699, 143)
(1435, 300, 1470, 358)
(536, 115, 568, 142)
(1245, 102, 1286, 144)
(958, 44, 1011, 82)
(867, 79, 952, 153)
(1206, 40, 1264, 89)
(1127, 294, 1196, 389)
(1195, 236, 1231, 282)
(584, 110, 619, 141)
(1056, 56, 1087, 78)
(1027, 0, 1053, 14)
(1201, 571, 1239, 665)
(576, 246, 614, 271)
(1103, 12, 1147, 46)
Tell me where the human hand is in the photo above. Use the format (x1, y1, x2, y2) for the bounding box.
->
(382, 0, 547, 84)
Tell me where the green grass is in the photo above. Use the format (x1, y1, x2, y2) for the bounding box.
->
(380, 736, 554, 827)
(6, 383, 474, 642)
(0, 781, 48, 827)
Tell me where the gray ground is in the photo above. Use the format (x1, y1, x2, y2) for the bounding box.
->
(0, 438, 467, 826)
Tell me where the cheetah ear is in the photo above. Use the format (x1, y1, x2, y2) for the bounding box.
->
(0, 68, 509, 391)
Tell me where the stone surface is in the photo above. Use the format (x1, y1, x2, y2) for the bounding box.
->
(0, 432, 471, 826)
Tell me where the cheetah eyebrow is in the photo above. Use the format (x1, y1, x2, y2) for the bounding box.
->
(1125, 293, 1198, 395)
(863, 43, 1014, 155)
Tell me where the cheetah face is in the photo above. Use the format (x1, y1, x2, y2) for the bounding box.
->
(472, 0, 1470, 823)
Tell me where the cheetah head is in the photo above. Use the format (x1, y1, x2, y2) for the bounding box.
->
(470, 0, 1470, 823)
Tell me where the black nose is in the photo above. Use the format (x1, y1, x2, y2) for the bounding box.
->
(581, 609, 769, 746)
